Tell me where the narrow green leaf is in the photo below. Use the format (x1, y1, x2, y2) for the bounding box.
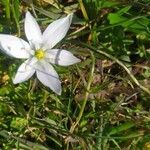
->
(108, 122, 135, 136)
(117, 6, 131, 15)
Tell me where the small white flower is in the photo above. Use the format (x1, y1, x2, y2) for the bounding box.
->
(0, 11, 80, 95)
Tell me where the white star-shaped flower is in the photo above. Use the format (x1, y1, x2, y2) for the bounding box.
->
(0, 11, 80, 95)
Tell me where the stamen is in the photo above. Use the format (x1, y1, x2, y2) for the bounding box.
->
(35, 49, 45, 60)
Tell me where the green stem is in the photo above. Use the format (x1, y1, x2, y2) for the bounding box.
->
(5, 0, 10, 20)
(78, 0, 89, 21)
(30, 1, 37, 18)
(70, 50, 95, 133)
(11, 3, 20, 36)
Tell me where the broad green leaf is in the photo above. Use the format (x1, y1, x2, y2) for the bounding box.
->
(108, 13, 150, 34)
(108, 13, 127, 24)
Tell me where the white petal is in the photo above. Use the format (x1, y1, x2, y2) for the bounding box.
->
(45, 49, 81, 66)
(42, 14, 73, 49)
(13, 58, 37, 84)
(35, 61, 61, 95)
(25, 11, 42, 49)
(0, 35, 31, 58)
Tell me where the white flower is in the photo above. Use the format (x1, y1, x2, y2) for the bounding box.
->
(0, 11, 80, 95)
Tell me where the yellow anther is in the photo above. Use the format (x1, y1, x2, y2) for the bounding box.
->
(35, 49, 45, 60)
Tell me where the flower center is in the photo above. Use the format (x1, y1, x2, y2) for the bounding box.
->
(35, 49, 45, 60)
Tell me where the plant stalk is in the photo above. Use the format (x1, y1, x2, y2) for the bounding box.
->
(70, 50, 95, 133)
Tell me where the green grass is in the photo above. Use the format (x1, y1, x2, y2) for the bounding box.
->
(0, 0, 150, 149)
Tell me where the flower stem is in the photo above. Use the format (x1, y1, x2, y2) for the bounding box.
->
(5, 0, 10, 20)
(70, 50, 95, 133)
